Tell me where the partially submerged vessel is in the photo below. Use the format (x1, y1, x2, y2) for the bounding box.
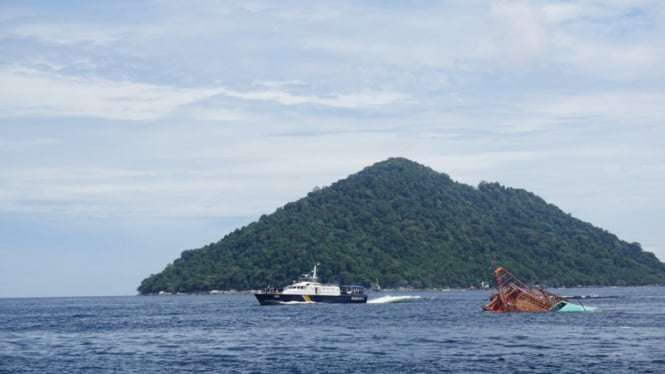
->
(254, 264, 368, 305)
(550, 300, 597, 312)
(482, 266, 595, 312)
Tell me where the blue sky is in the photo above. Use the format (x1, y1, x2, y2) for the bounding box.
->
(2, 1, 664, 297)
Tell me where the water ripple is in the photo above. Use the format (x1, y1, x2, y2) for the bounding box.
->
(2, 288, 665, 373)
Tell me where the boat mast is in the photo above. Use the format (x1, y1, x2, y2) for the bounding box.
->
(312, 263, 319, 282)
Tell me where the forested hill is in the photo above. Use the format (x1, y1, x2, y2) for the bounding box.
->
(138, 158, 665, 294)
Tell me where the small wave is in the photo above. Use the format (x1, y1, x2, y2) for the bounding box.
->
(567, 295, 619, 299)
(367, 295, 422, 304)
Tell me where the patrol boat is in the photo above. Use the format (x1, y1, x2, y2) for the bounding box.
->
(254, 264, 368, 305)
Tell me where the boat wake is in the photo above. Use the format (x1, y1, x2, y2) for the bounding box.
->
(279, 301, 312, 305)
(368, 295, 422, 304)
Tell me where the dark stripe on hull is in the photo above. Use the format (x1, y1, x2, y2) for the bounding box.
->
(255, 293, 367, 305)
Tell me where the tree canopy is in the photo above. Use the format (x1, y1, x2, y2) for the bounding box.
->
(138, 157, 665, 294)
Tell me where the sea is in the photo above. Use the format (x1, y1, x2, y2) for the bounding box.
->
(2, 287, 665, 373)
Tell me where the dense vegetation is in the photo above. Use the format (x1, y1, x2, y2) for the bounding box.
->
(138, 158, 665, 294)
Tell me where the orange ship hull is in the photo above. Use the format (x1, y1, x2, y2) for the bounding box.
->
(482, 267, 566, 312)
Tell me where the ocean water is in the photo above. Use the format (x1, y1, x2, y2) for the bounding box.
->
(2, 287, 665, 373)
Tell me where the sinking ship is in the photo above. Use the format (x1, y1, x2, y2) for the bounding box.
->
(483, 266, 596, 312)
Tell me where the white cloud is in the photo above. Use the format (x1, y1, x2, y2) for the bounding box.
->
(0, 68, 408, 120)
(526, 91, 665, 125)
(489, 1, 548, 64)
(218, 86, 407, 108)
(252, 80, 306, 88)
(0, 68, 224, 120)
(6, 22, 119, 46)
(0, 167, 248, 218)
(0, 137, 62, 151)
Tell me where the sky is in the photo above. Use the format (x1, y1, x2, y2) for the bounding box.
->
(1, 1, 664, 297)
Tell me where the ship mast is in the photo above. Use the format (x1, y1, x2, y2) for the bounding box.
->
(311, 263, 319, 282)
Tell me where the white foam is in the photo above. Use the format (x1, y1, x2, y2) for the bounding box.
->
(367, 295, 422, 304)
